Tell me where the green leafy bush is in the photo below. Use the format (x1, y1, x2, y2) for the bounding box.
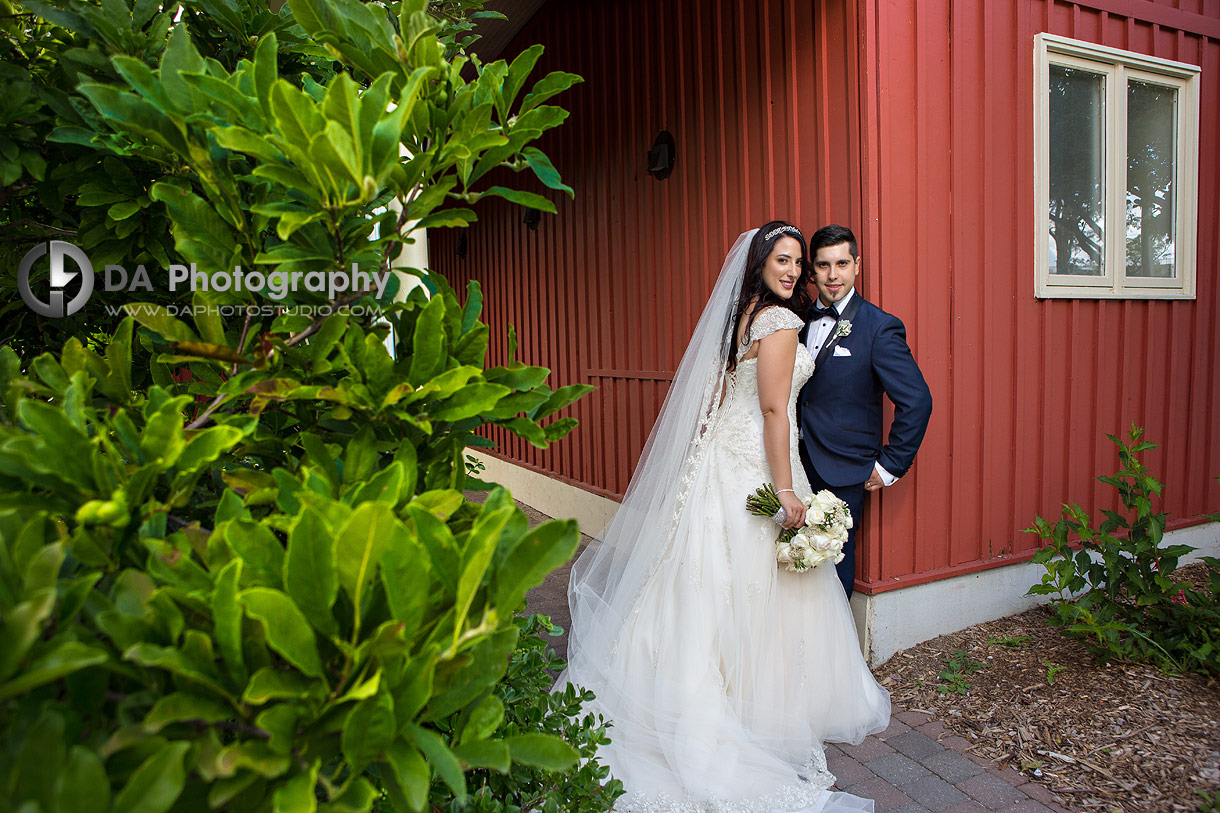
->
(1026, 426, 1220, 673)
(0, 287, 596, 811)
(0, 0, 610, 809)
(423, 613, 624, 813)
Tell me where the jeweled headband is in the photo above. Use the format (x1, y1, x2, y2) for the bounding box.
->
(763, 225, 801, 241)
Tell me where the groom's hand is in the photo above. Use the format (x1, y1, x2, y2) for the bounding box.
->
(864, 469, 885, 492)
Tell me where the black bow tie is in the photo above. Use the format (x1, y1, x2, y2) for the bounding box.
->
(811, 303, 838, 320)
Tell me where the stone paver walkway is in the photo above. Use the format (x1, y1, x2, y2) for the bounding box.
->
(826, 710, 1070, 812)
(503, 496, 1072, 813)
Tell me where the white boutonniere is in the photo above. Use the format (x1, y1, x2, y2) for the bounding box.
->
(833, 320, 852, 340)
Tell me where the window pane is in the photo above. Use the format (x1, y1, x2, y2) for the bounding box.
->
(1048, 65, 1106, 276)
(1126, 81, 1177, 278)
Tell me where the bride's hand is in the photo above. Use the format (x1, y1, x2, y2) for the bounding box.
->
(778, 491, 806, 529)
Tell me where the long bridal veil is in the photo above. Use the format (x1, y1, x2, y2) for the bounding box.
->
(559, 230, 753, 684)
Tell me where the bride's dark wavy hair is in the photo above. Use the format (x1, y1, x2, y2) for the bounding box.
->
(724, 221, 812, 373)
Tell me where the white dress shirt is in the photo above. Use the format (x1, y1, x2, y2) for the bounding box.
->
(804, 288, 898, 488)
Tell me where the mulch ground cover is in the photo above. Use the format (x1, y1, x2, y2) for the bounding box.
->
(873, 562, 1220, 812)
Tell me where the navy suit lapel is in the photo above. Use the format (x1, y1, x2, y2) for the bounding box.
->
(811, 294, 865, 376)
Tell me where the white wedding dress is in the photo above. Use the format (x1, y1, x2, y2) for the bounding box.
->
(558, 303, 890, 813)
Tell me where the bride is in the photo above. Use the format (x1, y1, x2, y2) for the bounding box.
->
(556, 223, 890, 812)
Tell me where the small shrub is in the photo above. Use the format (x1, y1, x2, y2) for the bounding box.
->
(1026, 426, 1220, 673)
(421, 614, 624, 813)
(936, 649, 989, 695)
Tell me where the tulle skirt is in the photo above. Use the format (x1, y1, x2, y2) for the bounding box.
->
(557, 430, 890, 812)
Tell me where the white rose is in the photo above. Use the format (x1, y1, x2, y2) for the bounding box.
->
(807, 532, 833, 552)
(807, 507, 826, 527)
(776, 544, 795, 565)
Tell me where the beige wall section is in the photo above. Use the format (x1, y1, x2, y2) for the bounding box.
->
(857, 521, 1220, 666)
(386, 197, 427, 301)
(466, 451, 619, 536)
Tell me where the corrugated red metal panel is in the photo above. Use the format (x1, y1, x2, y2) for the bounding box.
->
(430, 0, 1220, 593)
(856, 0, 1220, 588)
(433, 0, 854, 495)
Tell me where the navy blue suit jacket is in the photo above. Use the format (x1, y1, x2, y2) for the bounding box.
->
(798, 293, 932, 488)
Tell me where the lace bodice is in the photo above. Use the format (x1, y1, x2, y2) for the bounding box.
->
(738, 305, 806, 357)
(713, 307, 814, 482)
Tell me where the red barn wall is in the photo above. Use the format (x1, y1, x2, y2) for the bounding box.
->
(430, 0, 1220, 593)
(851, 0, 1220, 589)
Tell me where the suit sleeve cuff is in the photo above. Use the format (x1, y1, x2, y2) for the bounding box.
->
(874, 462, 899, 487)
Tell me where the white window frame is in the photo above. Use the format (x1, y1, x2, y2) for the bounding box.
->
(1034, 33, 1200, 299)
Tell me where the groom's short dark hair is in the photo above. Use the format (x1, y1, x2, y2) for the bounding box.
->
(810, 224, 858, 259)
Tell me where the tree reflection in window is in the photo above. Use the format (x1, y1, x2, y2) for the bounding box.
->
(1126, 81, 1177, 278)
(1048, 65, 1106, 275)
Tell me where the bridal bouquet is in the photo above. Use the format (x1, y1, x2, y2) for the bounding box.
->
(745, 484, 852, 572)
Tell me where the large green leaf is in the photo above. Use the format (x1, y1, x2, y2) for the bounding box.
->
(243, 667, 315, 705)
(15, 400, 94, 489)
(429, 383, 512, 422)
(519, 70, 583, 114)
(522, 146, 573, 197)
(341, 424, 378, 486)
(341, 687, 395, 770)
(272, 765, 318, 813)
(381, 742, 429, 812)
(336, 501, 407, 627)
(225, 519, 286, 588)
(424, 626, 516, 721)
(0, 589, 57, 682)
(0, 640, 108, 702)
(381, 532, 430, 640)
(408, 295, 446, 386)
(140, 406, 185, 467)
(123, 302, 200, 343)
(504, 733, 579, 771)
(212, 560, 247, 685)
(284, 506, 338, 636)
(143, 692, 234, 732)
(239, 588, 325, 678)
(458, 693, 504, 745)
(177, 425, 244, 473)
(481, 185, 555, 214)
(112, 741, 191, 813)
(160, 25, 205, 114)
(405, 724, 465, 802)
(12, 709, 64, 811)
(501, 44, 544, 112)
(56, 746, 111, 813)
(452, 488, 515, 641)
(494, 520, 580, 612)
(124, 642, 231, 700)
(451, 739, 510, 773)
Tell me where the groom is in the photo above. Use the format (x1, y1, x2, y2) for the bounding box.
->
(798, 224, 932, 598)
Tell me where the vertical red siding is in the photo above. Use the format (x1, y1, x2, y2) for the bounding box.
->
(433, 0, 858, 498)
(431, 0, 1220, 593)
(856, 0, 1220, 587)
